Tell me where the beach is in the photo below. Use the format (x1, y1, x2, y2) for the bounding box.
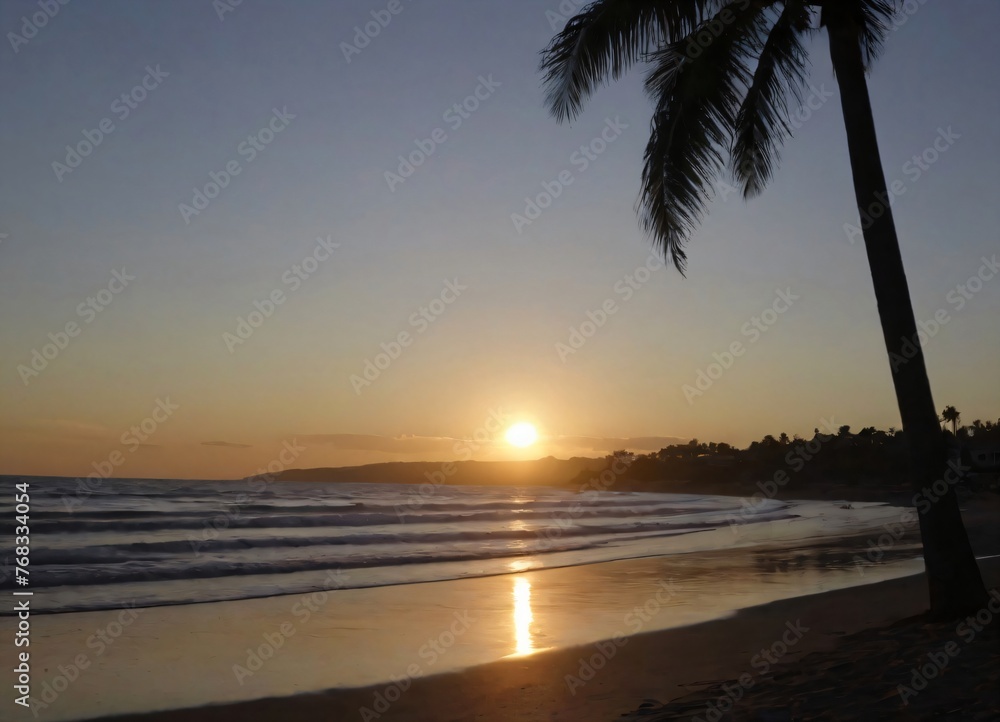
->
(58, 557, 1000, 722)
(6, 488, 997, 722)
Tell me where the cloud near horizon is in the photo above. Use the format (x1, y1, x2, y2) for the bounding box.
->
(550, 436, 688, 452)
(296, 434, 471, 454)
(295, 433, 687, 455)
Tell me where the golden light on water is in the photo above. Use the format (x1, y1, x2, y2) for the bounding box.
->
(512, 576, 535, 656)
(505, 422, 538, 448)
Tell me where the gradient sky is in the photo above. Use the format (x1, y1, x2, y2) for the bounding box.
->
(1, 0, 997, 479)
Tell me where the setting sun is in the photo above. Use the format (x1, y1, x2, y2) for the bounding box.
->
(505, 422, 538, 448)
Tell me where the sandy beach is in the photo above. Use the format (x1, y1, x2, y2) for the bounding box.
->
(6, 498, 995, 722)
(90, 557, 998, 722)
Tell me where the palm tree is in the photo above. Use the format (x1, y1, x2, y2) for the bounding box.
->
(941, 405, 960, 436)
(540, 0, 986, 616)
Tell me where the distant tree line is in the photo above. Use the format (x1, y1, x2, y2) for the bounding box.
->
(579, 414, 1000, 495)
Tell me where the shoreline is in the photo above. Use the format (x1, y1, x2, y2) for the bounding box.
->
(17, 492, 929, 616)
(100, 557, 1000, 722)
(4, 543, 941, 722)
(12, 537, 924, 721)
(13, 496, 996, 722)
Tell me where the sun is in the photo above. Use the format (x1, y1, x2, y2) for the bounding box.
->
(505, 422, 538, 448)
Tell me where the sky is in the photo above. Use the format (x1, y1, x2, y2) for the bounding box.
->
(0, 0, 997, 480)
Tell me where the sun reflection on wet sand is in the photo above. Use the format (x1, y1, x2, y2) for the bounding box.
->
(513, 576, 535, 656)
(507, 558, 535, 573)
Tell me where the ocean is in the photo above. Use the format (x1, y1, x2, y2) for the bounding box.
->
(1, 475, 921, 615)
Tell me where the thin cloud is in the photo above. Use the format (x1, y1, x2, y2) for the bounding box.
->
(297, 433, 683, 455)
(551, 436, 687, 452)
(298, 434, 488, 454)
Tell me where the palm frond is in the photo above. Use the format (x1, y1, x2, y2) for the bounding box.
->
(639, 3, 768, 273)
(540, 0, 722, 123)
(857, 0, 895, 66)
(821, 0, 895, 71)
(731, 3, 811, 198)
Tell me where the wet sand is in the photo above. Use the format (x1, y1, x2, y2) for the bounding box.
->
(7, 539, 924, 720)
(7, 498, 997, 722)
(101, 557, 1000, 722)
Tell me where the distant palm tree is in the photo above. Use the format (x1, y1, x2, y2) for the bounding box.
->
(540, 0, 986, 616)
(941, 405, 961, 436)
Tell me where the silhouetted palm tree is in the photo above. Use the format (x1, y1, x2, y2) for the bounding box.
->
(540, 0, 986, 616)
(941, 405, 960, 436)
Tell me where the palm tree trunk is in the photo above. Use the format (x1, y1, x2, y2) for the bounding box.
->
(826, 17, 987, 617)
